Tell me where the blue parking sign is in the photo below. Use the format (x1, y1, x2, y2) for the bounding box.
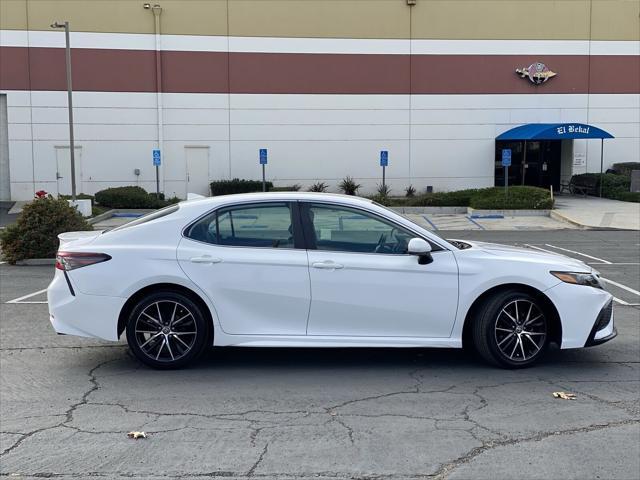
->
(380, 150, 389, 167)
(501, 149, 511, 167)
(152, 149, 161, 166)
(259, 148, 268, 165)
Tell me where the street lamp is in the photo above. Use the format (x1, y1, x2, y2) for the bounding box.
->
(50, 21, 77, 202)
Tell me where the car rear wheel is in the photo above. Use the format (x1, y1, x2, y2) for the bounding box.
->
(472, 289, 549, 368)
(126, 291, 209, 369)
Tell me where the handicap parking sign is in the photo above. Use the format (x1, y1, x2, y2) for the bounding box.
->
(501, 149, 512, 167)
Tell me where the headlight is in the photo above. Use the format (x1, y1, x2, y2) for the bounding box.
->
(551, 271, 604, 289)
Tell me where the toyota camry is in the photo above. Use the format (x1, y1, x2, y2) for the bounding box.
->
(48, 192, 615, 369)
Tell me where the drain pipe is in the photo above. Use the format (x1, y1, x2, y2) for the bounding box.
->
(145, 3, 164, 198)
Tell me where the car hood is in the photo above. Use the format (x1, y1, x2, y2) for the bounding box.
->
(453, 240, 593, 272)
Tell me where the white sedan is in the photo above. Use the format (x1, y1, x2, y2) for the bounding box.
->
(48, 192, 615, 369)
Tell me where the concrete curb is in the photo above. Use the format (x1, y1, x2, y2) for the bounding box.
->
(390, 206, 467, 214)
(550, 210, 636, 231)
(468, 208, 550, 218)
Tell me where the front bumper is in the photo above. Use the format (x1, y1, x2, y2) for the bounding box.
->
(545, 281, 615, 349)
(47, 269, 125, 341)
(584, 299, 616, 347)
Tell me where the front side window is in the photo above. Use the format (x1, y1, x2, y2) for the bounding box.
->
(305, 204, 413, 254)
(186, 203, 294, 248)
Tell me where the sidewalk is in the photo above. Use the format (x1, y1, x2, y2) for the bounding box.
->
(553, 195, 640, 230)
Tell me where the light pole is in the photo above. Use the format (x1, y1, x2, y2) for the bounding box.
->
(50, 21, 77, 202)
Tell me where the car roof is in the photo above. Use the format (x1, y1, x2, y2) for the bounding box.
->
(181, 192, 375, 208)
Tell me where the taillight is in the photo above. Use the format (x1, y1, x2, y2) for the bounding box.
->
(55, 252, 111, 271)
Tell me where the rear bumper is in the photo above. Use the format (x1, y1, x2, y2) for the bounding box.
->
(47, 270, 125, 341)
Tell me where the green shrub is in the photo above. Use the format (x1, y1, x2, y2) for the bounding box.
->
(209, 178, 272, 196)
(308, 181, 329, 192)
(270, 184, 301, 192)
(406, 189, 481, 207)
(0, 196, 93, 263)
(612, 162, 640, 177)
(469, 186, 553, 210)
(571, 173, 634, 201)
(94, 186, 178, 209)
(405, 185, 416, 197)
(615, 191, 640, 203)
(338, 176, 361, 195)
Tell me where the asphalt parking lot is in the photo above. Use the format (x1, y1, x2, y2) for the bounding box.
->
(1, 230, 638, 479)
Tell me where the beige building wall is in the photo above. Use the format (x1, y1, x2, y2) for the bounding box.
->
(1, 0, 638, 40)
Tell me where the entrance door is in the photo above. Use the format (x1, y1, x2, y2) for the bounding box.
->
(185, 147, 210, 196)
(55, 146, 82, 195)
(495, 140, 561, 191)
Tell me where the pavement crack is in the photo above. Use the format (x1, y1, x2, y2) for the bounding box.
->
(246, 442, 269, 477)
(433, 418, 640, 479)
(0, 358, 115, 457)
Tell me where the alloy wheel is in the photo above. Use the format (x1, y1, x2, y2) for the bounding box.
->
(133, 300, 198, 363)
(494, 299, 547, 363)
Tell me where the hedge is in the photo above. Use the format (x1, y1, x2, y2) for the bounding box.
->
(469, 186, 554, 210)
(371, 186, 553, 209)
(571, 173, 638, 202)
(94, 186, 179, 209)
(0, 196, 93, 263)
(210, 179, 273, 196)
(612, 162, 640, 177)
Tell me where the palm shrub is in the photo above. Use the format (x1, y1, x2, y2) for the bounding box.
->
(405, 185, 416, 197)
(338, 176, 361, 195)
(376, 183, 391, 198)
(0, 196, 93, 263)
(308, 181, 329, 192)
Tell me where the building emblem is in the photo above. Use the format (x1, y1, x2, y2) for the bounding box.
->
(516, 62, 557, 85)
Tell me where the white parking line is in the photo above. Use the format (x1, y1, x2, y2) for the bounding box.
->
(587, 262, 640, 265)
(5, 288, 48, 304)
(524, 244, 558, 255)
(544, 244, 612, 264)
(601, 278, 640, 297)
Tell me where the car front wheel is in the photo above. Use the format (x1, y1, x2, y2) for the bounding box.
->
(126, 291, 209, 369)
(472, 290, 549, 368)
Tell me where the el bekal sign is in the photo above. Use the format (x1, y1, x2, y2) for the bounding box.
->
(556, 125, 590, 136)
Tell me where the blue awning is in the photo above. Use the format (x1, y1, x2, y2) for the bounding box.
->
(496, 123, 614, 141)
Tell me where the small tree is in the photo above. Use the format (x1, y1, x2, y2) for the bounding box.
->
(0, 196, 92, 263)
(405, 185, 416, 197)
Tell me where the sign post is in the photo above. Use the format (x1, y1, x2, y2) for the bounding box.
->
(501, 149, 512, 197)
(152, 149, 161, 199)
(380, 150, 389, 187)
(259, 148, 268, 192)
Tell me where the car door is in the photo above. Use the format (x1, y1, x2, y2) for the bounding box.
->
(177, 201, 310, 335)
(302, 202, 459, 338)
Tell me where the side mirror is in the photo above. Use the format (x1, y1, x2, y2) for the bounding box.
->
(407, 238, 433, 264)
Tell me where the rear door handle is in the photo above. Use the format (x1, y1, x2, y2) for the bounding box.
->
(190, 255, 222, 264)
(312, 261, 344, 270)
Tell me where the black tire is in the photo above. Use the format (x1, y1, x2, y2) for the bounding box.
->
(472, 289, 549, 368)
(126, 290, 210, 369)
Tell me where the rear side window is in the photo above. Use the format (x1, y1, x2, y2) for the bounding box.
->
(185, 203, 294, 248)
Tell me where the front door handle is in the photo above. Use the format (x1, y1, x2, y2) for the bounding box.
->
(312, 261, 344, 270)
(190, 255, 222, 264)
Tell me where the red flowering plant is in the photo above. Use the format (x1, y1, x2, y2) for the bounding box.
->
(35, 190, 48, 199)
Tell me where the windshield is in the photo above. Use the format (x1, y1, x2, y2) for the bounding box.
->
(106, 204, 181, 233)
